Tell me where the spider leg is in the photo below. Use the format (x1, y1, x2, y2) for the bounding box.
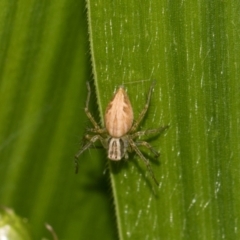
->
(131, 125, 169, 139)
(85, 82, 102, 130)
(75, 134, 104, 173)
(87, 127, 106, 134)
(135, 141, 160, 158)
(129, 139, 159, 186)
(130, 81, 156, 132)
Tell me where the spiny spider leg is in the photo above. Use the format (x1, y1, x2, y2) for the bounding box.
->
(85, 82, 102, 130)
(135, 141, 159, 158)
(85, 134, 108, 149)
(87, 128, 106, 134)
(131, 125, 169, 139)
(75, 135, 104, 173)
(128, 138, 159, 186)
(130, 81, 156, 133)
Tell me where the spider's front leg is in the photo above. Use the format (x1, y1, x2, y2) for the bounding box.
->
(128, 138, 159, 186)
(75, 134, 104, 173)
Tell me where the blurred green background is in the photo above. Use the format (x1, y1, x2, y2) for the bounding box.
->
(0, 0, 116, 239)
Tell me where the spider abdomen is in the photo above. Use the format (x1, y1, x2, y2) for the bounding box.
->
(105, 87, 133, 138)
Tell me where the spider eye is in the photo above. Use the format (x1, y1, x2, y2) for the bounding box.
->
(108, 138, 125, 161)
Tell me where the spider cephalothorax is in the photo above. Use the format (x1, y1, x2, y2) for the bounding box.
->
(75, 82, 168, 185)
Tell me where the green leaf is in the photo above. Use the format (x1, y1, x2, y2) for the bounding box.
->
(87, 0, 240, 239)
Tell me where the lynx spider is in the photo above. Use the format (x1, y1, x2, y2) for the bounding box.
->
(75, 81, 169, 185)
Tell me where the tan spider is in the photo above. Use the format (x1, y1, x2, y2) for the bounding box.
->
(75, 82, 169, 185)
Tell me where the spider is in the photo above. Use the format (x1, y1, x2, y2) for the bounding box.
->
(75, 81, 169, 185)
